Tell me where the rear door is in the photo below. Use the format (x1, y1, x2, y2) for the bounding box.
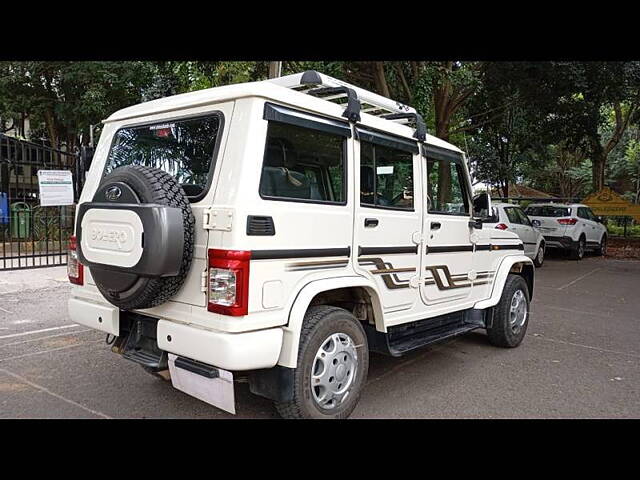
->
(353, 128, 422, 313)
(420, 145, 474, 306)
(578, 207, 598, 243)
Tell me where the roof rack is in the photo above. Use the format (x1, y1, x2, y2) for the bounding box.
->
(267, 71, 427, 140)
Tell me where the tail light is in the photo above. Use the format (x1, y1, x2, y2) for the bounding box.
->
(495, 223, 509, 230)
(557, 218, 578, 225)
(68, 235, 84, 285)
(207, 249, 251, 316)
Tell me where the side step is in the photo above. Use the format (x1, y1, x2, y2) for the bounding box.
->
(365, 309, 487, 357)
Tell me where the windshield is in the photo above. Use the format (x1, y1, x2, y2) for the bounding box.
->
(105, 114, 221, 200)
(524, 205, 571, 217)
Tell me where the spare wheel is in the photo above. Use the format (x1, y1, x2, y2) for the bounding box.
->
(76, 165, 195, 310)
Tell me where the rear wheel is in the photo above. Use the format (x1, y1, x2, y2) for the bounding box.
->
(533, 243, 545, 267)
(275, 306, 369, 419)
(569, 236, 586, 260)
(486, 274, 530, 348)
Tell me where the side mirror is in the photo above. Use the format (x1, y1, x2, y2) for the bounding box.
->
(596, 216, 604, 223)
(531, 219, 541, 228)
(468, 218, 483, 230)
(472, 192, 492, 218)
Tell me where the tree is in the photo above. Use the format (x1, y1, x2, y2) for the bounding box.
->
(0, 61, 157, 150)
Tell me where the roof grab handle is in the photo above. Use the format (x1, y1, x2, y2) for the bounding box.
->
(381, 112, 427, 141)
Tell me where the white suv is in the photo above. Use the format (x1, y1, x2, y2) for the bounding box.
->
(67, 71, 535, 418)
(524, 203, 607, 260)
(483, 203, 545, 267)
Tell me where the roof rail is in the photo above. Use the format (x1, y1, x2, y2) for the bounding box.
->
(380, 112, 426, 141)
(267, 71, 425, 137)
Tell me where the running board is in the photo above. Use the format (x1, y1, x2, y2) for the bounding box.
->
(365, 308, 487, 357)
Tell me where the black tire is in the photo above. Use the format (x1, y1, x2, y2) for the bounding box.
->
(275, 306, 369, 419)
(91, 165, 195, 310)
(486, 274, 530, 348)
(569, 235, 586, 260)
(595, 235, 607, 256)
(533, 243, 545, 267)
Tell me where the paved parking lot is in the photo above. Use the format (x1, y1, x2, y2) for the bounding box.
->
(1, 253, 639, 419)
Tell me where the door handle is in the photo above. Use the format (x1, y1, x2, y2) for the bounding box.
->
(364, 218, 379, 228)
(430, 222, 441, 230)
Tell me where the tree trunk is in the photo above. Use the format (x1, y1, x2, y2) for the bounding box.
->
(591, 150, 606, 192)
(373, 62, 390, 98)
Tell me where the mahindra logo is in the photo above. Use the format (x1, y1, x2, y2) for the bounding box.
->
(105, 186, 122, 201)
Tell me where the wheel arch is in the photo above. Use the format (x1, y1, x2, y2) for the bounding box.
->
(473, 255, 535, 310)
(277, 276, 383, 368)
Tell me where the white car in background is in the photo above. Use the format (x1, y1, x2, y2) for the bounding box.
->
(484, 203, 546, 267)
(523, 203, 607, 260)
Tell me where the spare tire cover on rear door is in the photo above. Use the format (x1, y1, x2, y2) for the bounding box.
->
(87, 165, 195, 310)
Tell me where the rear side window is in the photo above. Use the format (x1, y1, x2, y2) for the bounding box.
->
(105, 114, 222, 201)
(504, 207, 520, 224)
(525, 205, 571, 217)
(360, 142, 414, 210)
(259, 122, 345, 204)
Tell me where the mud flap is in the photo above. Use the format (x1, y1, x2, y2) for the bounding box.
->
(168, 354, 236, 414)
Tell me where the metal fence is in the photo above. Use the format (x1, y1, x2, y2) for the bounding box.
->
(0, 134, 84, 270)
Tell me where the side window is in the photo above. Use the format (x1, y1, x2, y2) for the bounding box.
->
(515, 208, 532, 226)
(577, 207, 588, 219)
(504, 207, 520, 224)
(426, 157, 470, 215)
(360, 142, 414, 210)
(586, 208, 598, 221)
(259, 122, 345, 203)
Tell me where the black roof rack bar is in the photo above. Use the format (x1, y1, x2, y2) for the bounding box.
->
(380, 112, 426, 141)
(307, 86, 361, 123)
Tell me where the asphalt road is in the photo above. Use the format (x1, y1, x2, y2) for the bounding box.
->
(1, 253, 639, 419)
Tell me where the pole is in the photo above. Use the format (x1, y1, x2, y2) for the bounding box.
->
(268, 61, 282, 79)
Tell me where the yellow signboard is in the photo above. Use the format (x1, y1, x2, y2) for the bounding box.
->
(582, 187, 640, 222)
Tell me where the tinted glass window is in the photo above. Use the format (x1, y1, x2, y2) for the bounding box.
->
(106, 114, 221, 199)
(259, 122, 345, 203)
(577, 207, 588, 219)
(525, 205, 571, 217)
(426, 157, 469, 215)
(515, 208, 532, 226)
(360, 142, 414, 210)
(504, 207, 520, 224)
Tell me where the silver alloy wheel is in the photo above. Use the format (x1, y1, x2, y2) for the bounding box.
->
(578, 239, 585, 259)
(509, 289, 527, 334)
(601, 237, 607, 255)
(311, 332, 358, 410)
(537, 246, 544, 264)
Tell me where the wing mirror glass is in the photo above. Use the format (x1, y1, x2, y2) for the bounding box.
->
(531, 219, 541, 228)
(472, 192, 492, 219)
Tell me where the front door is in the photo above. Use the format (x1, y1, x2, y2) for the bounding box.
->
(419, 146, 474, 306)
(353, 129, 422, 313)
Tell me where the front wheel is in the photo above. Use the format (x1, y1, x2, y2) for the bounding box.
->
(596, 235, 607, 256)
(275, 306, 369, 419)
(486, 274, 530, 348)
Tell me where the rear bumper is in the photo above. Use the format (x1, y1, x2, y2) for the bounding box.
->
(157, 320, 283, 371)
(68, 296, 284, 371)
(543, 235, 576, 249)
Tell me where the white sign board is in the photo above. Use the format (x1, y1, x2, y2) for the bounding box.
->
(38, 170, 74, 206)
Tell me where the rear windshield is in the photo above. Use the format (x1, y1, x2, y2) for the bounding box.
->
(105, 114, 221, 200)
(524, 205, 571, 217)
